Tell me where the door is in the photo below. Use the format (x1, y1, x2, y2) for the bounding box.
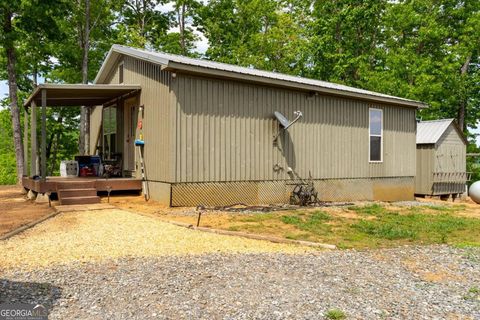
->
(123, 98, 137, 175)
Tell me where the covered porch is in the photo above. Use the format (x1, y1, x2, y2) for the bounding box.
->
(22, 83, 143, 203)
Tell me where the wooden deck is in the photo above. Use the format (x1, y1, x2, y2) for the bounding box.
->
(22, 176, 142, 194)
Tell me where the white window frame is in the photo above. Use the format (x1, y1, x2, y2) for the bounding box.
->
(369, 108, 383, 163)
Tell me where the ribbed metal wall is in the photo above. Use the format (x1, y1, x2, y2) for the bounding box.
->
(415, 124, 467, 196)
(435, 125, 466, 173)
(415, 145, 434, 194)
(172, 73, 416, 183)
(123, 56, 174, 182)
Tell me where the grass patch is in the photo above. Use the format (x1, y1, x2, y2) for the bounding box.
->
(428, 204, 466, 212)
(168, 202, 480, 249)
(353, 220, 417, 240)
(352, 212, 474, 243)
(455, 242, 480, 249)
(325, 309, 346, 320)
(281, 211, 332, 234)
(239, 213, 277, 223)
(348, 203, 386, 215)
(464, 286, 480, 301)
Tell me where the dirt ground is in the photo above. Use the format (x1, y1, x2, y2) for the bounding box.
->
(108, 193, 480, 223)
(0, 185, 54, 237)
(107, 193, 480, 249)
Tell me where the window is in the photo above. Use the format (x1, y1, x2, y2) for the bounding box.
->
(103, 106, 117, 159)
(119, 63, 124, 84)
(369, 108, 382, 162)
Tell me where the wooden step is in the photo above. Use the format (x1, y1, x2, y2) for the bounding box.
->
(60, 196, 101, 205)
(58, 188, 97, 198)
(56, 181, 96, 190)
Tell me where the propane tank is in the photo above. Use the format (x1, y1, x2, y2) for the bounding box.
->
(468, 181, 480, 204)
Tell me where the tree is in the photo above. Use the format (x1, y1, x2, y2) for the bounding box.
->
(309, 0, 386, 85)
(50, 0, 121, 155)
(370, 0, 480, 131)
(198, 0, 311, 74)
(163, 0, 200, 55)
(0, 0, 66, 183)
(1, 2, 23, 183)
(118, 0, 200, 56)
(118, 0, 170, 48)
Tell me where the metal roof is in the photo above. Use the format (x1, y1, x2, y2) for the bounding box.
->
(24, 84, 141, 107)
(416, 119, 461, 144)
(95, 45, 427, 109)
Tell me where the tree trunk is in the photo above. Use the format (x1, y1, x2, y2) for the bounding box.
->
(457, 54, 471, 132)
(179, 3, 186, 55)
(3, 9, 24, 184)
(79, 0, 91, 155)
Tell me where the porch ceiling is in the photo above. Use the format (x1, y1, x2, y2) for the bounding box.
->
(24, 83, 142, 107)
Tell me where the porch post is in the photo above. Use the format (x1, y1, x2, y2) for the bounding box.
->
(41, 89, 47, 181)
(23, 107, 28, 176)
(30, 101, 37, 176)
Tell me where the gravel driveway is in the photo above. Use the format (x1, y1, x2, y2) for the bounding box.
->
(2, 246, 479, 319)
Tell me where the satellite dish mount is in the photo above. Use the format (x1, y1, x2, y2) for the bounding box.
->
(273, 110, 303, 143)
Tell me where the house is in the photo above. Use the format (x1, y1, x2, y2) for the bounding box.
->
(415, 119, 467, 198)
(23, 45, 427, 206)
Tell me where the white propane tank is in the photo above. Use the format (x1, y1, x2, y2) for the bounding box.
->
(468, 181, 480, 204)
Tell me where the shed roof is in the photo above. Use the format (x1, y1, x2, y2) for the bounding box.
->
(95, 45, 427, 109)
(416, 119, 467, 145)
(23, 84, 141, 107)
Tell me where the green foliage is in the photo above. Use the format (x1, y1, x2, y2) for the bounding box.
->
(463, 286, 480, 301)
(0, 108, 16, 185)
(353, 219, 418, 240)
(325, 309, 346, 320)
(348, 204, 386, 215)
(198, 0, 311, 75)
(281, 211, 332, 233)
(2, 0, 480, 185)
(352, 211, 474, 243)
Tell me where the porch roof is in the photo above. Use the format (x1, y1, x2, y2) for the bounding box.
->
(24, 83, 141, 107)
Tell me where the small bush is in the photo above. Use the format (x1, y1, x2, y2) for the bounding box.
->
(325, 309, 346, 320)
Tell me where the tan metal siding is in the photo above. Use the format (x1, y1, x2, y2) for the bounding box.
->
(123, 56, 174, 182)
(415, 124, 466, 195)
(173, 73, 416, 183)
(415, 145, 434, 194)
(435, 124, 466, 173)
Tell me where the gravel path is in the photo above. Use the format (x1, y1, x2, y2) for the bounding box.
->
(0, 209, 307, 269)
(1, 245, 479, 319)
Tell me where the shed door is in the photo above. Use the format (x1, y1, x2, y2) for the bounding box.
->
(123, 98, 137, 175)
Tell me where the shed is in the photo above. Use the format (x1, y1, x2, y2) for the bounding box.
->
(415, 119, 468, 197)
(80, 45, 428, 206)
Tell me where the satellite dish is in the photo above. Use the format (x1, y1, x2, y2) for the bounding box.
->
(274, 110, 303, 130)
(274, 111, 290, 128)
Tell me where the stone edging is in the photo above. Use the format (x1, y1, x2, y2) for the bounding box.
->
(0, 209, 60, 241)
